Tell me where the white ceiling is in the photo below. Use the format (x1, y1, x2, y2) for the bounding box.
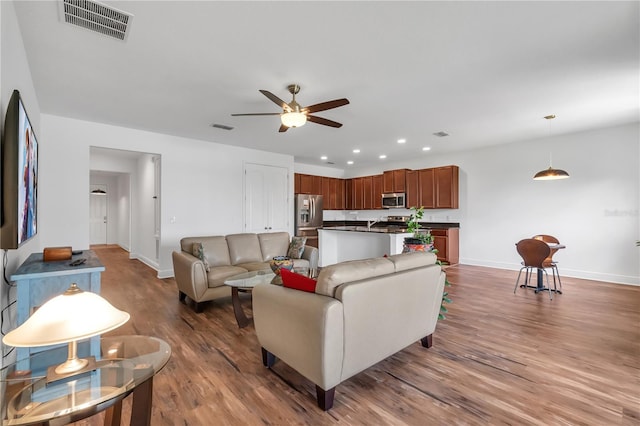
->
(13, 1, 640, 169)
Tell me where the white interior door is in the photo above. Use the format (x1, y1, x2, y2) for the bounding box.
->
(90, 185, 107, 245)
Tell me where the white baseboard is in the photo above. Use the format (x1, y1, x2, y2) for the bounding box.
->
(460, 258, 639, 286)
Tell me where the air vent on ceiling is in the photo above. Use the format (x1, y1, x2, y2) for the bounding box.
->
(433, 131, 449, 137)
(211, 124, 234, 131)
(58, 0, 133, 41)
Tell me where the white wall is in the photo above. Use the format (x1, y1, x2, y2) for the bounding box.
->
(40, 114, 295, 277)
(0, 0, 41, 365)
(329, 123, 639, 285)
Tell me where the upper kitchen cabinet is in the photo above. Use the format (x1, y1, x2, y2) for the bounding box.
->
(418, 168, 435, 209)
(296, 173, 323, 194)
(372, 174, 383, 209)
(434, 166, 459, 209)
(405, 170, 419, 209)
(321, 177, 346, 210)
(383, 169, 408, 193)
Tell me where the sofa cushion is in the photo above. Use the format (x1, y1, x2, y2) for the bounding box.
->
(191, 243, 211, 272)
(287, 236, 307, 259)
(207, 265, 249, 288)
(235, 262, 271, 272)
(387, 251, 437, 272)
(180, 236, 231, 267)
(227, 233, 263, 265)
(258, 232, 290, 261)
(315, 257, 395, 298)
(281, 268, 317, 293)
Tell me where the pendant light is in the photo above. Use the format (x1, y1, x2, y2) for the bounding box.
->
(533, 115, 570, 180)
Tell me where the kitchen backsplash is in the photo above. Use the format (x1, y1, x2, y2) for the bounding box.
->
(323, 209, 461, 223)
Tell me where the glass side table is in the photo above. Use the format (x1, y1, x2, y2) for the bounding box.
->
(1, 335, 171, 426)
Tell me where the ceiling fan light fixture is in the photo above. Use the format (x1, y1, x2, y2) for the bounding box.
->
(281, 112, 307, 128)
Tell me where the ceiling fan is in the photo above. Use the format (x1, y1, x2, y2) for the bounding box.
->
(231, 84, 349, 132)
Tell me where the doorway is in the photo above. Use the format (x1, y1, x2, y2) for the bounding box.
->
(89, 184, 108, 245)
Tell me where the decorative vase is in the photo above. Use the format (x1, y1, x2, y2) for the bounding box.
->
(270, 256, 294, 276)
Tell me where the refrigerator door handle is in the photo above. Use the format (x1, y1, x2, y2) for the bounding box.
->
(310, 197, 314, 222)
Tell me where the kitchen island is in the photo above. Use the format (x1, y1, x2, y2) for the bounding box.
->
(318, 226, 413, 266)
(319, 221, 460, 266)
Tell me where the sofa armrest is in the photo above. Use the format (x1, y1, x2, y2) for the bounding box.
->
(172, 251, 208, 301)
(253, 283, 344, 390)
(301, 246, 319, 274)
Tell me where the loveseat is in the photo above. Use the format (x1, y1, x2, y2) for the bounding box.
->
(253, 251, 445, 410)
(172, 232, 318, 312)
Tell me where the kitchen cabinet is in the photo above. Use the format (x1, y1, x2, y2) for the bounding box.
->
(335, 179, 345, 210)
(321, 177, 334, 210)
(362, 176, 373, 209)
(345, 179, 353, 210)
(434, 166, 459, 209)
(418, 168, 435, 208)
(431, 228, 459, 264)
(405, 170, 419, 208)
(372, 174, 383, 209)
(383, 169, 408, 193)
(297, 173, 322, 195)
(352, 177, 364, 210)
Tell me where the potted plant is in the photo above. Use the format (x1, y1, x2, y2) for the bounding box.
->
(403, 206, 434, 252)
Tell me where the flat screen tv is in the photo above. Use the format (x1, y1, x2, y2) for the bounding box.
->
(1, 90, 38, 249)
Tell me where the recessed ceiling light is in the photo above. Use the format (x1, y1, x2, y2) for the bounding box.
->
(353, 149, 360, 154)
(347, 161, 354, 165)
(397, 139, 406, 144)
(379, 154, 387, 159)
(320, 156, 327, 160)
(422, 147, 431, 151)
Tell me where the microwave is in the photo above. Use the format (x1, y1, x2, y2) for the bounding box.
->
(382, 193, 405, 209)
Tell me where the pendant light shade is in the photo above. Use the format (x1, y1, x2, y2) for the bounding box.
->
(533, 115, 570, 181)
(533, 166, 570, 180)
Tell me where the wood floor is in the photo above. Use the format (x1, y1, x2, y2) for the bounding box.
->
(72, 246, 640, 426)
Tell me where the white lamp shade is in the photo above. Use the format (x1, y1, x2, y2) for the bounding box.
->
(280, 112, 307, 128)
(3, 287, 130, 347)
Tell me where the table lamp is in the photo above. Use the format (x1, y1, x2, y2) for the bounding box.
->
(2, 283, 130, 379)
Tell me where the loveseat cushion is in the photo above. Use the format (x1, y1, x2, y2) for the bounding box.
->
(227, 233, 263, 265)
(315, 257, 395, 298)
(258, 232, 290, 261)
(236, 262, 271, 272)
(180, 236, 231, 267)
(387, 252, 437, 272)
(207, 265, 249, 288)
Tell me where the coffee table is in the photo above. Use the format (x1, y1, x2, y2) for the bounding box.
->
(224, 270, 275, 328)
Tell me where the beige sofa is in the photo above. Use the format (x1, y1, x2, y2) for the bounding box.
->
(253, 251, 445, 410)
(172, 232, 318, 312)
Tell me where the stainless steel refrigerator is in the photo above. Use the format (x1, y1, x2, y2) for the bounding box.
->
(294, 194, 323, 248)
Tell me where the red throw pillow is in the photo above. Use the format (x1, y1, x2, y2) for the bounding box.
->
(281, 268, 317, 293)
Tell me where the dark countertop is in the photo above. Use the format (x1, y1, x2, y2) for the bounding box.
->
(321, 225, 410, 234)
(323, 220, 460, 231)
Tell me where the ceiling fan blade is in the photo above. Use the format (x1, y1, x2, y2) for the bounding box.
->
(259, 90, 289, 110)
(307, 115, 343, 128)
(278, 124, 289, 133)
(303, 98, 350, 114)
(231, 112, 281, 116)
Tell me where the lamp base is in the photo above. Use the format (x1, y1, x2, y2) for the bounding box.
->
(46, 356, 97, 383)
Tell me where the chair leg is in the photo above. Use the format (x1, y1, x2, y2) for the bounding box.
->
(316, 385, 336, 411)
(554, 264, 563, 291)
(543, 269, 553, 300)
(261, 347, 276, 368)
(514, 266, 527, 293)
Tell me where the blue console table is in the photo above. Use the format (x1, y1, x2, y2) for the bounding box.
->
(10, 250, 105, 360)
